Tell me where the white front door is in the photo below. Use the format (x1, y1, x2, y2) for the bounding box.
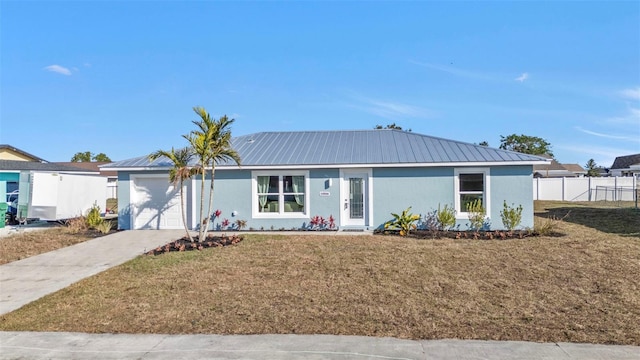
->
(341, 170, 370, 227)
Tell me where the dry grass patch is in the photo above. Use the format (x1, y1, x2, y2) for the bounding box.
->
(0, 227, 96, 265)
(1, 219, 639, 345)
(535, 200, 640, 237)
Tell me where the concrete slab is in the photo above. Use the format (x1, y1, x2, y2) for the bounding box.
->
(0, 230, 184, 315)
(1, 332, 638, 360)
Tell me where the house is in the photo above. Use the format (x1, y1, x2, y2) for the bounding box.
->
(533, 155, 584, 178)
(0, 145, 47, 163)
(609, 153, 640, 178)
(103, 130, 549, 231)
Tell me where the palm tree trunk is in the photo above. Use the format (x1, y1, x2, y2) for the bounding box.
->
(199, 164, 207, 242)
(205, 168, 216, 239)
(180, 181, 193, 242)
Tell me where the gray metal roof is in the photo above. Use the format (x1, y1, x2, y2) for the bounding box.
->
(104, 130, 548, 169)
(0, 160, 99, 173)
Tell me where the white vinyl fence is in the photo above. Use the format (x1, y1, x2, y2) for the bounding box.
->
(533, 177, 638, 202)
(106, 182, 117, 199)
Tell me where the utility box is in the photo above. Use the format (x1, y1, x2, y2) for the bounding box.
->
(18, 171, 107, 221)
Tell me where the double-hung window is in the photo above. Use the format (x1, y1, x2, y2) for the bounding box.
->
(253, 171, 308, 218)
(454, 168, 490, 218)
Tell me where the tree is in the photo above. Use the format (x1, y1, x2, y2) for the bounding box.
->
(478, 141, 489, 146)
(71, 151, 92, 162)
(499, 134, 553, 157)
(374, 123, 411, 131)
(71, 151, 112, 162)
(585, 159, 600, 177)
(148, 147, 199, 242)
(93, 153, 111, 162)
(184, 107, 241, 242)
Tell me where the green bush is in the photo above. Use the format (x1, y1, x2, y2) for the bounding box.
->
(500, 201, 523, 231)
(86, 203, 103, 229)
(95, 220, 113, 234)
(436, 204, 456, 230)
(466, 199, 486, 230)
(385, 207, 420, 236)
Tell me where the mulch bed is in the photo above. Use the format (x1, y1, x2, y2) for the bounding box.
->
(376, 229, 553, 240)
(145, 234, 243, 255)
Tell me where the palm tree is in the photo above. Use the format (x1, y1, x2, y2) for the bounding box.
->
(148, 147, 198, 242)
(184, 107, 241, 242)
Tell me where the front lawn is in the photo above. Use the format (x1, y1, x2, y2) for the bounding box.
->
(1, 206, 639, 345)
(0, 227, 97, 265)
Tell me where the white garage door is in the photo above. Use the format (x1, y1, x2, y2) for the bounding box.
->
(131, 176, 184, 230)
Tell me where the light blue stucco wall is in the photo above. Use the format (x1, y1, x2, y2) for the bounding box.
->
(117, 165, 534, 231)
(372, 167, 454, 228)
(372, 165, 534, 230)
(196, 169, 341, 231)
(489, 165, 534, 229)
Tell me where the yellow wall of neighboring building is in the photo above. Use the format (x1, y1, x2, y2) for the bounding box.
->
(0, 149, 37, 161)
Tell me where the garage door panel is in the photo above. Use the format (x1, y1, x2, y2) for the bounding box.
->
(132, 177, 184, 230)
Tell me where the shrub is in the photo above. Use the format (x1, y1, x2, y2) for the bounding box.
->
(66, 216, 88, 234)
(466, 199, 486, 230)
(437, 204, 456, 230)
(235, 219, 247, 231)
(420, 210, 439, 231)
(500, 201, 523, 231)
(534, 212, 568, 236)
(95, 220, 113, 234)
(385, 207, 420, 236)
(86, 203, 103, 229)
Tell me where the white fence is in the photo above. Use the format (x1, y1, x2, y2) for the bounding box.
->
(533, 177, 638, 202)
(106, 182, 117, 199)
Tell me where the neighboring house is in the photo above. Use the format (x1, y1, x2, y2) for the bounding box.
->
(533, 155, 582, 178)
(105, 130, 549, 231)
(0, 145, 47, 162)
(560, 164, 587, 177)
(609, 153, 640, 178)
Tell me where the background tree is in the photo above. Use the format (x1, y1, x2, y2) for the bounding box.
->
(499, 134, 553, 157)
(71, 151, 92, 162)
(184, 107, 241, 242)
(93, 153, 111, 162)
(149, 147, 198, 242)
(71, 151, 112, 162)
(374, 123, 411, 131)
(585, 159, 600, 177)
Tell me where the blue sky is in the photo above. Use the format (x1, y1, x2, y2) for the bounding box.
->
(1, 1, 638, 168)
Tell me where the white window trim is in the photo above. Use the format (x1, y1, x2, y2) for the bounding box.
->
(251, 170, 310, 219)
(454, 168, 491, 220)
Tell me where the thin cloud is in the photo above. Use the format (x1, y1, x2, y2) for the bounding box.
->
(44, 64, 72, 76)
(619, 87, 640, 100)
(409, 60, 493, 81)
(349, 93, 433, 119)
(515, 73, 529, 82)
(575, 126, 639, 142)
(559, 144, 639, 168)
(605, 107, 640, 125)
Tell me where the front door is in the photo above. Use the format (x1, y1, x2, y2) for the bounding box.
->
(341, 170, 370, 227)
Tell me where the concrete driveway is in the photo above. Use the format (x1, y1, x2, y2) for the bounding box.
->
(0, 229, 184, 315)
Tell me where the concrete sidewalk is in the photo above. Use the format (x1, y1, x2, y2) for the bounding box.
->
(0, 332, 638, 360)
(0, 230, 183, 315)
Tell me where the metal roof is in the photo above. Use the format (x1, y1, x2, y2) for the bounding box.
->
(0, 160, 99, 173)
(104, 130, 549, 169)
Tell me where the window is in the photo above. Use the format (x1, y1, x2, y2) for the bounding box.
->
(454, 168, 490, 217)
(253, 171, 308, 217)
